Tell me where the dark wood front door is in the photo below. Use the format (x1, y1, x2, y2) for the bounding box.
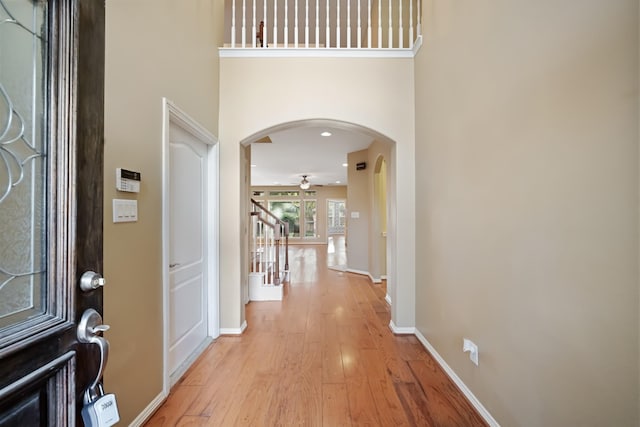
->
(0, 0, 105, 425)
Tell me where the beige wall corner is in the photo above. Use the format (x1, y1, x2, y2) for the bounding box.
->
(415, 0, 639, 425)
(103, 0, 223, 424)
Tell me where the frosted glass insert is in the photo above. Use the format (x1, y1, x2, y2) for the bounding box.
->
(0, 0, 48, 329)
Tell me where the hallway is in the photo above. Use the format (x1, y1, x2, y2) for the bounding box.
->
(145, 244, 486, 426)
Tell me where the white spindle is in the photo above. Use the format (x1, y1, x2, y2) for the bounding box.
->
(417, 0, 422, 36)
(388, 0, 392, 48)
(284, 0, 289, 47)
(347, 0, 351, 48)
(367, 0, 371, 48)
(305, 0, 309, 48)
(270, 227, 275, 283)
(398, 0, 403, 48)
(409, 0, 414, 48)
(263, 0, 268, 47)
(357, 0, 361, 48)
(231, 0, 236, 47)
(378, 0, 382, 47)
(315, 0, 319, 48)
(252, 0, 257, 48)
(326, 0, 330, 48)
(258, 222, 263, 274)
(242, 0, 247, 47)
(336, 1, 341, 47)
(252, 216, 256, 273)
(274, 0, 278, 46)
(295, 0, 299, 47)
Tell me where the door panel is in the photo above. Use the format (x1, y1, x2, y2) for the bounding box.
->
(168, 125, 208, 376)
(0, 0, 105, 425)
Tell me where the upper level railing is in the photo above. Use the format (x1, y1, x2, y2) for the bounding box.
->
(224, 0, 422, 50)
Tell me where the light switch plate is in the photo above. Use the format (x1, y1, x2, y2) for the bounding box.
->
(113, 199, 138, 223)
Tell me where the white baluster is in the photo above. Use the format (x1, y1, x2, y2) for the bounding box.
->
(417, 0, 422, 37)
(378, 0, 382, 47)
(231, 0, 236, 47)
(398, 0, 403, 48)
(274, 0, 278, 47)
(252, 216, 256, 273)
(242, 0, 247, 47)
(367, 0, 371, 48)
(305, 0, 309, 48)
(347, 0, 351, 48)
(252, 0, 257, 48)
(409, 0, 414, 48)
(336, 1, 341, 47)
(258, 222, 263, 274)
(295, 0, 299, 47)
(284, 0, 289, 47)
(326, 0, 330, 48)
(315, 0, 319, 48)
(357, 0, 361, 48)
(263, 0, 268, 47)
(388, 0, 392, 48)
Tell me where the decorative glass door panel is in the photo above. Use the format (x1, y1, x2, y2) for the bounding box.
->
(0, 0, 49, 335)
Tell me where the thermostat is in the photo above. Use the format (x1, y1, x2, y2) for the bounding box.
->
(116, 168, 141, 193)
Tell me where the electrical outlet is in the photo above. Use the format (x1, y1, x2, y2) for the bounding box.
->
(463, 338, 479, 366)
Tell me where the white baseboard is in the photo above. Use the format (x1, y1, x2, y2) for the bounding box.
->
(413, 329, 500, 427)
(128, 391, 167, 427)
(385, 294, 392, 305)
(345, 268, 381, 283)
(219, 320, 247, 335)
(388, 320, 415, 335)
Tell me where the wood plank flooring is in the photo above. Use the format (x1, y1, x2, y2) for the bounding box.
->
(145, 243, 487, 426)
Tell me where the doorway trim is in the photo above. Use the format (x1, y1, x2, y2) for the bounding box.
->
(161, 98, 219, 395)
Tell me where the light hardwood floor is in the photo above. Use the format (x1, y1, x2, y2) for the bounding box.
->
(145, 242, 487, 426)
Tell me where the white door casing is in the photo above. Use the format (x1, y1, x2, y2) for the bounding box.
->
(162, 99, 219, 393)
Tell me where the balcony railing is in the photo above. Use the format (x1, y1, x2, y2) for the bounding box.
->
(224, 0, 422, 50)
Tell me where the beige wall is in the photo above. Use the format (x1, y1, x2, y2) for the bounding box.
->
(368, 140, 392, 281)
(347, 149, 370, 272)
(219, 56, 416, 330)
(415, 1, 638, 425)
(103, 1, 223, 424)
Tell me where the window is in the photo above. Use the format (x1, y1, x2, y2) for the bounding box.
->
(304, 200, 317, 238)
(268, 200, 300, 237)
(269, 190, 299, 197)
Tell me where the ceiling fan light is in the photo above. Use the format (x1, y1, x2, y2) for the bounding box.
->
(300, 175, 310, 190)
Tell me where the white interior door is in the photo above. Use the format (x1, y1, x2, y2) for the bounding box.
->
(168, 124, 208, 376)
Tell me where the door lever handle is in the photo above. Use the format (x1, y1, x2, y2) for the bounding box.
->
(89, 324, 110, 334)
(77, 308, 110, 403)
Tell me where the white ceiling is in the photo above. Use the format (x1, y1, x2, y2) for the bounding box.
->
(250, 125, 374, 187)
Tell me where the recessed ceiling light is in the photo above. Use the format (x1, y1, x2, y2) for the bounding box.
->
(342, 163, 348, 167)
(336, 180, 341, 184)
(251, 164, 256, 167)
(321, 131, 332, 137)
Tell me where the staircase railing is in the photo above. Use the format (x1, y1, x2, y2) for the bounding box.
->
(250, 198, 289, 286)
